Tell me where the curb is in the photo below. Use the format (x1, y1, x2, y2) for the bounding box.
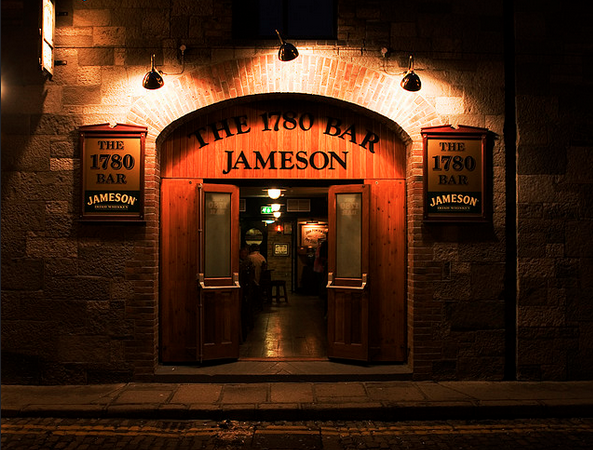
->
(3, 402, 593, 422)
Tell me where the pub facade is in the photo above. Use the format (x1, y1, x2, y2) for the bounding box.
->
(2, 0, 592, 384)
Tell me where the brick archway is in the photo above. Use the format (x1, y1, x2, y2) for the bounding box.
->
(126, 55, 440, 142)
(124, 55, 441, 378)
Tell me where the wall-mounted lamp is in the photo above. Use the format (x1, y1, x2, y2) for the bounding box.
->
(401, 55, 421, 92)
(275, 30, 299, 62)
(142, 54, 164, 90)
(273, 211, 282, 219)
(142, 45, 186, 90)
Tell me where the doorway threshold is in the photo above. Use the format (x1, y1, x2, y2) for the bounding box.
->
(152, 360, 413, 383)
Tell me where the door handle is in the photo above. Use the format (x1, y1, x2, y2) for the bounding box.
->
(198, 273, 241, 290)
(326, 272, 368, 290)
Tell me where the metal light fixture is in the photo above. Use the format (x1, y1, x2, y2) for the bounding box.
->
(401, 55, 421, 92)
(142, 46, 186, 90)
(142, 54, 165, 90)
(275, 29, 299, 62)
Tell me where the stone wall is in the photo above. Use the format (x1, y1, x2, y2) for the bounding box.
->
(3, 0, 588, 384)
(514, 2, 593, 380)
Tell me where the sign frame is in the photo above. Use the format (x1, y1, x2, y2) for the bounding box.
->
(422, 125, 489, 222)
(40, 0, 55, 76)
(79, 123, 147, 222)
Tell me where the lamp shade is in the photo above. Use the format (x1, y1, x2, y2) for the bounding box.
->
(278, 42, 299, 61)
(142, 54, 164, 90)
(401, 71, 421, 91)
(401, 55, 421, 92)
(275, 30, 299, 62)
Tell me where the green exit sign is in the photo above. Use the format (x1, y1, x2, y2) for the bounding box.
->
(261, 206, 273, 214)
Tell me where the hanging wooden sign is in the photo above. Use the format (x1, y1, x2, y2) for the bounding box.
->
(79, 123, 147, 222)
(422, 125, 489, 222)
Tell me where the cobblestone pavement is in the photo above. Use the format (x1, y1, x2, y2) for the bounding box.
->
(2, 417, 593, 449)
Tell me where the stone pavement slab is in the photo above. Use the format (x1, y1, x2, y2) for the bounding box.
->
(2, 381, 593, 421)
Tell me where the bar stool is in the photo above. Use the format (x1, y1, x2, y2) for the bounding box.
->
(270, 280, 289, 303)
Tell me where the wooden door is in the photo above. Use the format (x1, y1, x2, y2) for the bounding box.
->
(160, 178, 200, 362)
(327, 184, 370, 361)
(197, 183, 241, 362)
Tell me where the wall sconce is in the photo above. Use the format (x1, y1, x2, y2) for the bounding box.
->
(275, 30, 299, 62)
(142, 54, 164, 90)
(142, 45, 186, 90)
(401, 55, 421, 92)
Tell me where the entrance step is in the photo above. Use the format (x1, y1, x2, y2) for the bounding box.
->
(150, 361, 413, 383)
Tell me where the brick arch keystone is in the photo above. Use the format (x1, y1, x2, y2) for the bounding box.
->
(126, 55, 441, 143)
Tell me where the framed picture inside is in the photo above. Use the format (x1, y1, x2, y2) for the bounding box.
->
(273, 243, 289, 256)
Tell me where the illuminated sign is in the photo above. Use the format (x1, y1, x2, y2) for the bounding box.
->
(80, 124, 147, 221)
(261, 206, 273, 214)
(40, 0, 55, 75)
(422, 125, 489, 222)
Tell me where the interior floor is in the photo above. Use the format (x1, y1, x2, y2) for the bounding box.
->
(240, 293, 327, 359)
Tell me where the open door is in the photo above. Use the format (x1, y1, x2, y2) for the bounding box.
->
(197, 183, 241, 362)
(327, 184, 370, 361)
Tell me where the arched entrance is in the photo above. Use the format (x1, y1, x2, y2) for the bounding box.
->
(159, 94, 407, 364)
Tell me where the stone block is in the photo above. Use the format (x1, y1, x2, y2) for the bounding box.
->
(30, 114, 84, 136)
(471, 263, 504, 300)
(567, 348, 593, 379)
(63, 86, 102, 106)
(26, 235, 78, 258)
(446, 300, 504, 331)
(58, 335, 111, 364)
(44, 258, 78, 278)
(55, 27, 93, 47)
(518, 257, 555, 278)
(567, 146, 593, 184)
(78, 48, 115, 66)
(1, 201, 45, 236)
(140, 9, 170, 36)
(77, 66, 102, 85)
(1, 258, 44, 291)
(457, 356, 505, 380)
(1, 114, 31, 135)
(519, 306, 566, 328)
(93, 27, 126, 47)
(170, 16, 189, 38)
(73, 9, 111, 27)
(519, 277, 550, 306)
(436, 97, 464, 115)
(78, 241, 135, 277)
(566, 221, 593, 258)
(517, 144, 567, 175)
(45, 276, 111, 302)
(433, 274, 471, 300)
(1, 135, 51, 171)
(1, 320, 57, 356)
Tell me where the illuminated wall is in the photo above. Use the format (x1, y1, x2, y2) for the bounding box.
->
(1, 0, 590, 383)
